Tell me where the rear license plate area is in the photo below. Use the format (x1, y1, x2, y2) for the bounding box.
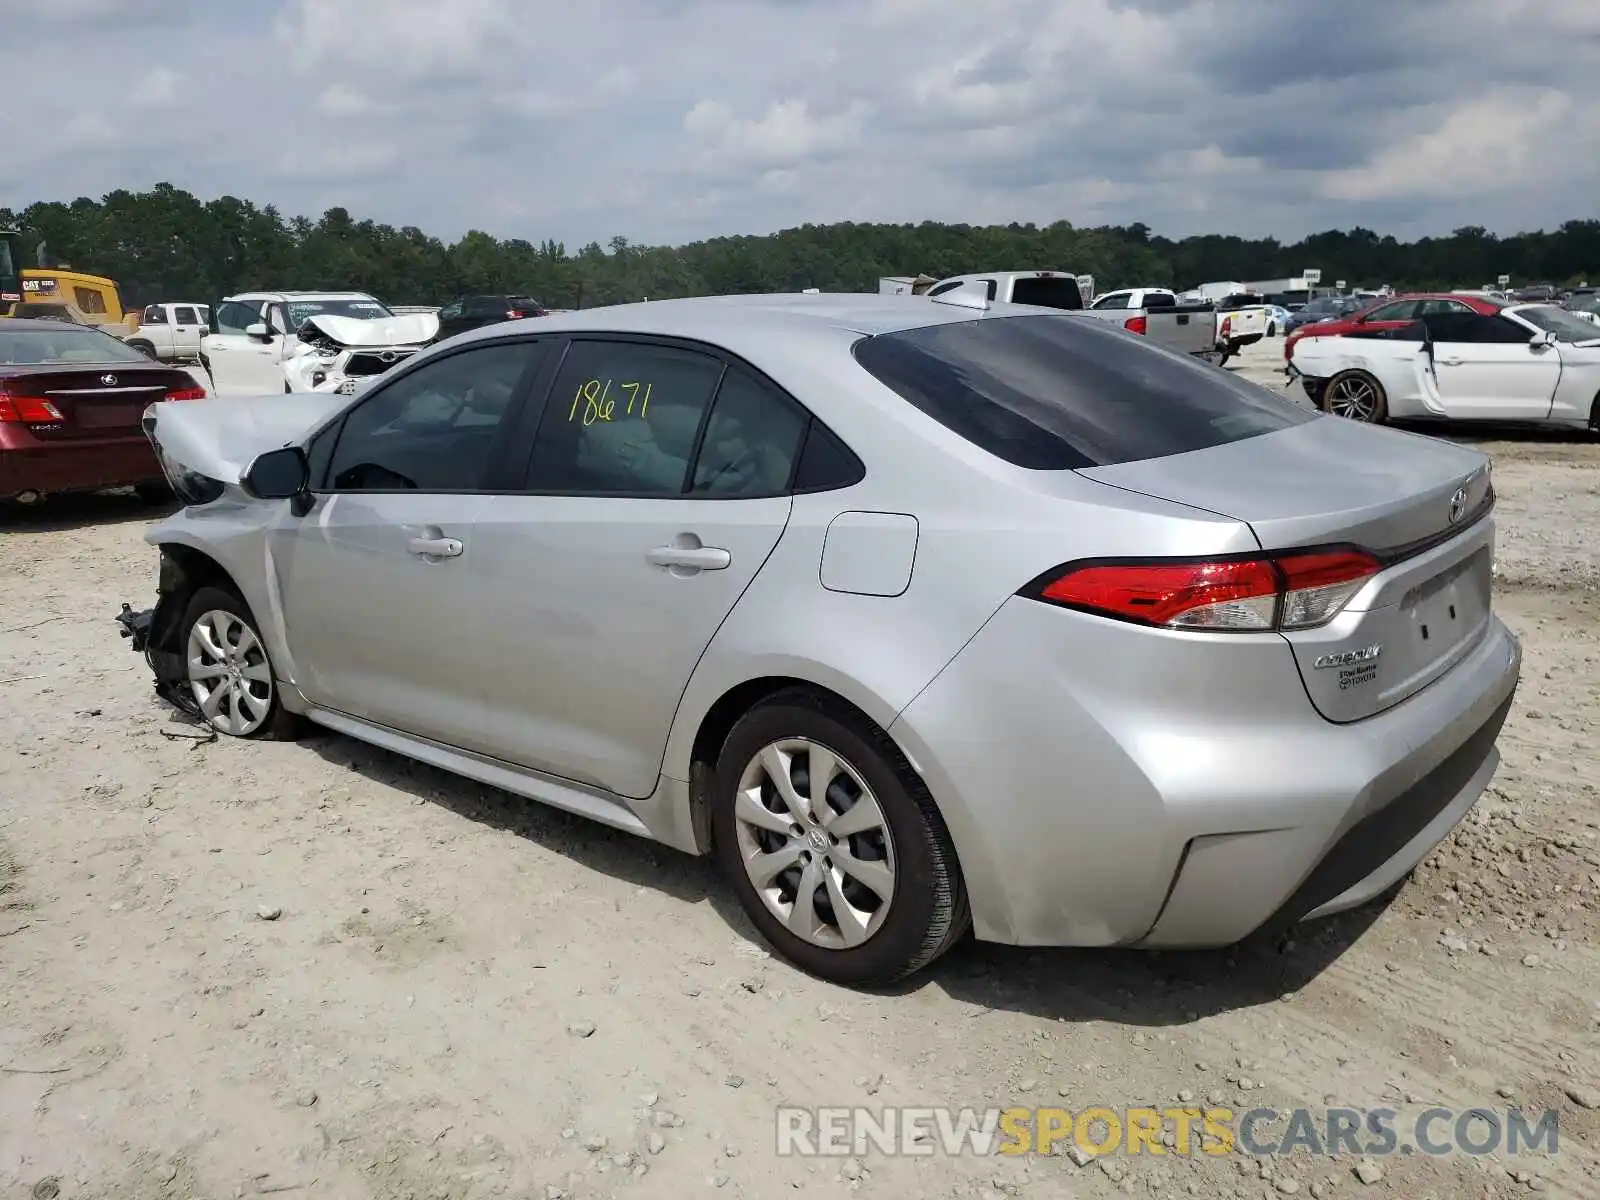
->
(1400, 548, 1490, 655)
(75, 403, 146, 429)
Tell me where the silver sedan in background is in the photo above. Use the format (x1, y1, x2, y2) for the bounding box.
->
(128, 293, 1520, 986)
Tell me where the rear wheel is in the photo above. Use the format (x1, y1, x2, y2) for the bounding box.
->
(1323, 369, 1388, 423)
(711, 690, 968, 986)
(1267, 321, 1278, 337)
(127, 339, 157, 359)
(178, 586, 299, 739)
(134, 481, 172, 505)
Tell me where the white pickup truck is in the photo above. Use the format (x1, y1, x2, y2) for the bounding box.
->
(928, 273, 1221, 363)
(124, 303, 210, 361)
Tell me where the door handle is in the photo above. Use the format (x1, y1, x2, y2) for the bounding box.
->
(647, 544, 731, 571)
(408, 536, 463, 558)
(1438, 357, 1464, 366)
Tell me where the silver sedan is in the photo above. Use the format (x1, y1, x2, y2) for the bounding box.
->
(127, 292, 1521, 985)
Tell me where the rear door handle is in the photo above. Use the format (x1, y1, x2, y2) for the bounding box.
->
(647, 544, 730, 571)
(408, 536, 463, 558)
(1438, 357, 1464, 366)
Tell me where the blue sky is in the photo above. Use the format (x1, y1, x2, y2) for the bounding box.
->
(4, 0, 1596, 247)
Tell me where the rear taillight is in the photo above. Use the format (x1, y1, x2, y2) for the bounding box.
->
(0, 390, 64, 423)
(1221, 316, 1233, 338)
(163, 386, 206, 401)
(1123, 315, 1147, 335)
(506, 310, 524, 319)
(1027, 549, 1380, 633)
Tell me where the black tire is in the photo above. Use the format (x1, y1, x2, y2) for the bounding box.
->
(127, 339, 157, 359)
(1321, 368, 1389, 423)
(134, 481, 173, 505)
(176, 585, 301, 740)
(710, 688, 969, 986)
(1267, 321, 1278, 337)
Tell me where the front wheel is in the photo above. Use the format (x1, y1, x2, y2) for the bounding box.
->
(1322, 369, 1389, 423)
(711, 690, 969, 986)
(178, 586, 299, 739)
(1266, 321, 1278, 337)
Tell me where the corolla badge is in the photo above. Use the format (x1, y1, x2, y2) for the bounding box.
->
(1313, 645, 1382, 670)
(101, 374, 117, 386)
(1447, 487, 1468, 524)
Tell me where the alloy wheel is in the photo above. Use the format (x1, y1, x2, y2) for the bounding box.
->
(731, 737, 897, 950)
(1327, 375, 1379, 421)
(186, 609, 274, 735)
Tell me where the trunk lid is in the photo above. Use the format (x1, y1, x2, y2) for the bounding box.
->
(1080, 417, 1496, 722)
(5, 365, 197, 440)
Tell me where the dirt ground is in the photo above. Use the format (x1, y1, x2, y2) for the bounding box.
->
(1, 340, 1596, 1200)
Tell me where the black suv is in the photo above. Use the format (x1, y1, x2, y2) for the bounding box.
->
(435, 294, 549, 340)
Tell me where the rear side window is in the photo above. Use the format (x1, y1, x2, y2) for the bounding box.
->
(852, 314, 1314, 470)
(1008, 277, 1083, 310)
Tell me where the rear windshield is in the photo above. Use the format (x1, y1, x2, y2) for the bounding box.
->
(0, 325, 153, 364)
(1007, 277, 1084, 311)
(852, 314, 1314, 470)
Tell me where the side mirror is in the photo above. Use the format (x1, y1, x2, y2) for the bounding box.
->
(240, 446, 310, 502)
(245, 322, 273, 340)
(1530, 330, 1556, 348)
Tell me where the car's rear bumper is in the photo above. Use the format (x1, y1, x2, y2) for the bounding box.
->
(889, 597, 1521, 948)
(0, 431, 161, 498)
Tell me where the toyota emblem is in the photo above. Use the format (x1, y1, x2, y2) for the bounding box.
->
(378, 350, 398, 364)
(1447, 487, 1468, 524)
(101, 374, 117, 386)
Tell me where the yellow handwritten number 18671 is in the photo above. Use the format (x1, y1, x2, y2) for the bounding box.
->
(569, 379, 653, 425)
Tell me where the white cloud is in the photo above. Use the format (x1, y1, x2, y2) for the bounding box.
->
(1323, 87, 1581, 202)
(0, 0, 1594, 249)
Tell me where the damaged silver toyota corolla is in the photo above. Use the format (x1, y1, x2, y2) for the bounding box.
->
(117, 293, 1521, 987)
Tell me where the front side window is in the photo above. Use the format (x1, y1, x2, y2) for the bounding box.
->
(214, 301, 263, 334)
(853, 313, 1313, 470)
(1363, 300, 1417, 323)
(690, 367, 809, 497)
(1092, 292, 1130, 310)
(324, 341, 546, 491)
(1424, 312, 1534, 344)
(525, 340, 725, 495)
(142, 305, 169, 325)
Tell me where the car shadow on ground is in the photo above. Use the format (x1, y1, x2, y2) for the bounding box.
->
(1, 490, 176, 534)
(302, 727, 1391, 1026)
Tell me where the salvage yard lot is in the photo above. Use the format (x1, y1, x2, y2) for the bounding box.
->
(1, 341, 1596, 1199)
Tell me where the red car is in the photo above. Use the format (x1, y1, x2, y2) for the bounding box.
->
(1, 318, 206, 505)
(1283, 292, 1504, 361)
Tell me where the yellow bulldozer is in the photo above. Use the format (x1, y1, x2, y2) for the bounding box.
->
(1, 226, 135, 332)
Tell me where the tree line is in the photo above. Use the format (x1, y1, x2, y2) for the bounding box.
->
(4, 182, 1597, 310)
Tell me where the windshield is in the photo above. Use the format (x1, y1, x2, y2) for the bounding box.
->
(0, 325, 154, 364)
(1514, 305, 1600, 342)
(284, 297, 393, 329)
(1568, 294, 1600, 314)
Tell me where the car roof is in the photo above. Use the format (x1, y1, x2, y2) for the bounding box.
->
(449, 292, 1018, 354)
(222, 291, 379, 301)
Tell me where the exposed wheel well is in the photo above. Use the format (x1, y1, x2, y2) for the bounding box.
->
(150, 544, 242, 653)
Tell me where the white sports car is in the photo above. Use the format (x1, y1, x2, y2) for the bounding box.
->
(1290, 302, 1600, 431)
